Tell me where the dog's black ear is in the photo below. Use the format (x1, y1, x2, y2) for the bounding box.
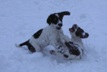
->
(59, 11, 70, 15)
(47, 11, 70, 25)
(84, 33, 89, 38)
(58, 11, 70, 21)
(47, 14, 52, 25)
(81, 32, 89, 38)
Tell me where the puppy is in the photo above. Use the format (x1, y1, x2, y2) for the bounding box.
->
(18, 11, 70, 53)
(50, 24, 89, 60)
(68, 24, 89, 58)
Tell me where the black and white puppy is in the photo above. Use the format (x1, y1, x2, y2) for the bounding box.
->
(51, 24, 89, 60)
(18, 11, 70, 53)
(68, 24, 89, 58)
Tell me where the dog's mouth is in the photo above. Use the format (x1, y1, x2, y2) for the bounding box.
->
(69, 28, 74, 32)
(56, 26, 61, 30)
(69, 24, 78, 33)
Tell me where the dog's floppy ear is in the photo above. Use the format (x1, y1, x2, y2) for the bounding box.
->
(47, 14, 53, 25)
(47, 11, 70, 25)
(58, 11, 70, 21)
(81, 32, 89, 38)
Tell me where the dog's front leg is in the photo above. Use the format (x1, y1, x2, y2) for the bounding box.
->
(49, 40, 61, 49)
(49, 40, 65, 55)
(60, 32, 72, 45)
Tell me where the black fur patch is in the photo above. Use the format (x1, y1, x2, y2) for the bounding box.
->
(82, 33, 89, 38)
(33, 29, 43, 39)
(65, 41, 80, 56)
(58, 11, 70, 21)
(63, 54, 69, 58)
(19, 40, 36, 52)
(75, 27, 84, 37)
(47, 11, 70, 25)
(47, 14, 59, 25)
(75, 27, 89, 38)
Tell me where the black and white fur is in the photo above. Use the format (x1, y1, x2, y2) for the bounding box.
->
(18, 11, 71, 54)
(51, 24, 89, 60)
(68, 24, 89, 59)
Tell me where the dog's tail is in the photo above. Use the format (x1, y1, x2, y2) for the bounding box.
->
(15, 40, 29, 48)
(15, 40, 36, 53)
(18, 40, 29, 47)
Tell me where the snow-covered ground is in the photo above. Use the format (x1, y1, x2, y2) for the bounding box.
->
(0, 0, 107, 72)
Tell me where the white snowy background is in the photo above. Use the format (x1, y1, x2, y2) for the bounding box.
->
(0, 0, 107, 72)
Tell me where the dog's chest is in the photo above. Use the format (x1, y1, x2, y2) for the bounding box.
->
(49, 29, 61, 41)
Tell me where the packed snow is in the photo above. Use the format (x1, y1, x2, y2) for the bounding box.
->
(0, 0, 107, 72)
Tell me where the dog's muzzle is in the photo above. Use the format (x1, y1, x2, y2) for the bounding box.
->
(56, 23, 63, 30)
(69, 24, 78, 32)
(69, 28, 74, 32)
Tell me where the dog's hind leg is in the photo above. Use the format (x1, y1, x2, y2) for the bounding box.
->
(19, 40, 36, 53)
(27, 43, 36, 53)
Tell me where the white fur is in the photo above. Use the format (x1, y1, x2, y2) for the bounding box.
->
(70, 32, 84, 58)
(48, 33, 83, 60)
(29, 24, 70, 52)
(51, 25, 87, 60)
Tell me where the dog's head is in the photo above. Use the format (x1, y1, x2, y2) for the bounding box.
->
(69, 24, 89, 38)
(47, 11, 70, 30)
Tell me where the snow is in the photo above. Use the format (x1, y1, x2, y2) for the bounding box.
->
(0, 0, 107, 72)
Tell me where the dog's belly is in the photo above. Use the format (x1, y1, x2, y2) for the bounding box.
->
(72, 42, 84, 57)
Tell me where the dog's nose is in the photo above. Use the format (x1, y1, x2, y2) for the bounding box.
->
(58, 23, 63, 26)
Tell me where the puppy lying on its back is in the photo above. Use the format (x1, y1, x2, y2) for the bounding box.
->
(50, 24, 89, 59)
(68, 24, 89, 58)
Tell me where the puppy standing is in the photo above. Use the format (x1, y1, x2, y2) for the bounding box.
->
(18, 11, 71, 54)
